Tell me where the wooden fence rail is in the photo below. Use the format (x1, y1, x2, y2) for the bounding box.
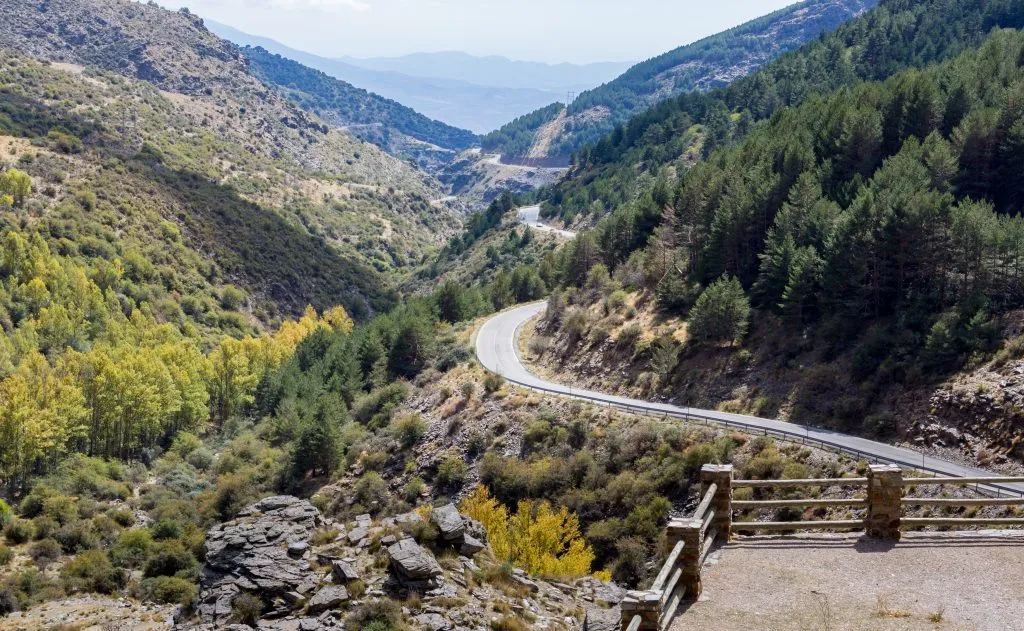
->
(619, 464, 1024, 631)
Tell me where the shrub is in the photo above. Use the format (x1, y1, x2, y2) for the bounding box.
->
(0, 545, 13, 566)
(435, 456, 468, 490)
(142, 575, 197, 607)
(61, 550, 125, 594)
(42, 495, 78, 526)
(107, 509, 135, 527)
(150, 519, 183, 541)
(4, 519, 33, 545)
(460, 382, 475, 400)
(483, 374, 505, 395)
(233, 593, 264, 626)
(492, 617, 528, 631)
(354, 472, 389, 512)
(402, 477, 426, 504)
(391, 414, 427, 449)
(187, 447, 215, 471)
(143, 541, 197, 579)
(617, 323, 642, 349)
(346, 598, 404, 631)
(55, 522, 99, 553)
(112, 528, 153, 568)
(0, 500, 11, 527)
(30, 517, 57, 541)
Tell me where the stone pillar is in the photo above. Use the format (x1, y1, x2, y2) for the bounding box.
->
(677, 519, 704, 600)
(866, 464, 903, 540)
(700, 464, 734, 541)
(619, 590, 661, 631)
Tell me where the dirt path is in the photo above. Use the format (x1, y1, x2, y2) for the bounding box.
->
(674, 531, 1024, 631)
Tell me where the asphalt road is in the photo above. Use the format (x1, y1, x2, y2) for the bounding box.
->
(475, 301, 1024, 495)
(516, 205, 577, 239)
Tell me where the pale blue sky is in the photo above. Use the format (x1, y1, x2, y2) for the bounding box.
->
(171, 0, 800, 64)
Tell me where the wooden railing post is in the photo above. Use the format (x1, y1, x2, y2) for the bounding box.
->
(701, 464, 734, 541)
(867, 464, 903, 540)
(619, 590, 660, 631)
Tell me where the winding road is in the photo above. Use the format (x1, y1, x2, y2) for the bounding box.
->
(472, 210, 1024, 495)
(516, 205, 576, 239)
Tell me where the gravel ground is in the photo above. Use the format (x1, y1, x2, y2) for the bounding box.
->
(675, 531, 1024, 631)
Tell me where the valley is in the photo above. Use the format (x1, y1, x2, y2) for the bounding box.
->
(2, 0, 1024, 629)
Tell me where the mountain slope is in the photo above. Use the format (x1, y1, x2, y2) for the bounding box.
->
(543, 0, 1024, 226)
(482, 0, 877, 160)
(206, 20, 586, 134)
(241, 46, 478, 172)
(0, 0, 459, 322)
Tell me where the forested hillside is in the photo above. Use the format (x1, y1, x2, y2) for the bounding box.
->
(242, 46, 479, 168)
(544, 0, 1024, 226)
(528, 21, 1024, 452)
(482, 0, 876, 161)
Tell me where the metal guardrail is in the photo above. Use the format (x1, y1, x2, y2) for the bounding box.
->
(497, 376, 1024, 498)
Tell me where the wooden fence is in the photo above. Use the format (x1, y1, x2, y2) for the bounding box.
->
(618, 464, 1024, 631)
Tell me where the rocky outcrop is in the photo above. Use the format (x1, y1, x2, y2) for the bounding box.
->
(194, 496, 343, 628)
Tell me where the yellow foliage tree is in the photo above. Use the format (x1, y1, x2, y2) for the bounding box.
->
(460, 485, 597, 578)
(0, 353, 87, 487)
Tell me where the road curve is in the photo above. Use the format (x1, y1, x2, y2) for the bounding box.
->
(475, 302, 1024, 495)
(517, 205, 577, 239)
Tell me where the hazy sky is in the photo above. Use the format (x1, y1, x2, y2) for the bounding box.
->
(169, 0, 800, 64)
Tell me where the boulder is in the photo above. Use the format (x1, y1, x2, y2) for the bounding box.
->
(459, 534, 485, 556)
(430, 504, 465, 541)
(386, 538, 443, 582)
(329, 559, 359, 583)
(196, 496, 323, 625)
(306, 585, 348, 614)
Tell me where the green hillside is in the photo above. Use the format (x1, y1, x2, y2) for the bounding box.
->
(242, 46, 479, 158)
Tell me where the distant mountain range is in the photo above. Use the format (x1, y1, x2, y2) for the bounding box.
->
(207, 21, 626, 133)
(339, 51, 630, 93)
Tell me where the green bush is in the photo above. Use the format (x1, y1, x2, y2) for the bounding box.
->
(142, 575, 197, 607)
(42, 496, 78, 526)
(61, 550, 125, 594)
(55, 522, 99, 554)
(0, 545, 13, 566)
(354, 472, 389, 512)
(233, 593, 264, 626)
(391, 414, 427, 449)
(111, 528, 153, 568)
(4, 519, 33, 545)
(150, 519, 183, 541)
(28, 539, 62, 567)
(436, 455, 468, 489)
(402, 477, 426, 504)
(30, 517, 57, 541)
(143, 541, 197, 579)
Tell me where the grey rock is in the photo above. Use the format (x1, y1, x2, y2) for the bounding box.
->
(387, 538, 443, 581)
(347, 527, 368, 544)
(583, 607, 620, 631)
(306, 585, 348, 614)
(413, 613, 451, 631)
(430, 504, 465, 541)
(330, 559, 360, 583)
(459, 534, 485, 556)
